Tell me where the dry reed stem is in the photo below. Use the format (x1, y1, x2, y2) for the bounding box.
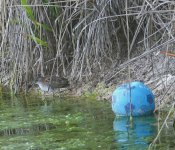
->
(0, 0, 175, 96)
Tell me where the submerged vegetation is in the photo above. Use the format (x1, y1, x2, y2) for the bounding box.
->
(0, 93, 175, 149)
(0, 94, 116, 149)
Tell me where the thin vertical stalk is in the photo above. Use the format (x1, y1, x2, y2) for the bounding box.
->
(125, 0, 132, 121)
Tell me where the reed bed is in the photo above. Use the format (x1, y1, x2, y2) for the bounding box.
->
(0, 0, 175, 94)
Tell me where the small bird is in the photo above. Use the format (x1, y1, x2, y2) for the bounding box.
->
(35, 76, 69, 92)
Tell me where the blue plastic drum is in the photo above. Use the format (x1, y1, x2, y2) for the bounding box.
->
(112, 81, 155, 116)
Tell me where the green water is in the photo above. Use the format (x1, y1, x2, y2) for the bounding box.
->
(0, 94, 174, 150)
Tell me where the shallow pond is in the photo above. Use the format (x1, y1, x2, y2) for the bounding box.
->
(0, 94, 174, 149)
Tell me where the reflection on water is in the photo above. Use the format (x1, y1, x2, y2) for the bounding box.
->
(113, 116, 157, 150)
(0, 93, 175, 149)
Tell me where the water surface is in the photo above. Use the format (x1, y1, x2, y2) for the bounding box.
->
(0, 94, 174, 149)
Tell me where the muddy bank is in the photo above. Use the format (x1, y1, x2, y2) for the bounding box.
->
(70, 51, 175, 110)
(3, 50, 173, 112)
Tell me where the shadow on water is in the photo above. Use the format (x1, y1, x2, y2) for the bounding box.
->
(113, 116, 157, 150)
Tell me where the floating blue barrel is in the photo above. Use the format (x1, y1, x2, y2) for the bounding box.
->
(112, 81, 155, 116)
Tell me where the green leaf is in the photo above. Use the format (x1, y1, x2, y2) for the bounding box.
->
(21, 0, 35, 21)
(29, 35, 48, 47)
(35, 21, 52, 32)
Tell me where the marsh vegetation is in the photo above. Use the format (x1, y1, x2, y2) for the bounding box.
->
(1, 1, 175, 148)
